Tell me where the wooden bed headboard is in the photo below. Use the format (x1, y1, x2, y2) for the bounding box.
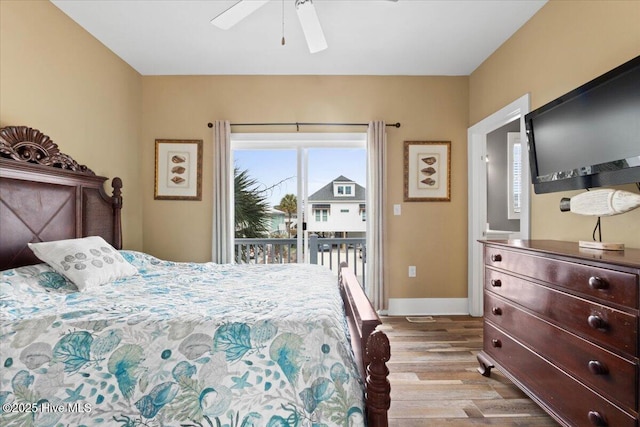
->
(0, 126, 123, 270)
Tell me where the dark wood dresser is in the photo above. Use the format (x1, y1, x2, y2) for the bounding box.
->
(478, 240, 640, 427)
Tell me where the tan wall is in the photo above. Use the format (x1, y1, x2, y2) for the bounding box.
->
(142, 75, 470, 299)
(0, 1, 144, 250)
(470, 0, 640, 248)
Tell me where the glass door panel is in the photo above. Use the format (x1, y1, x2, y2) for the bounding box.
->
(233, 149, 298, 263)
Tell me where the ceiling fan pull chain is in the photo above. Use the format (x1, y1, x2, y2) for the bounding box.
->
(281, 0, 286, 45)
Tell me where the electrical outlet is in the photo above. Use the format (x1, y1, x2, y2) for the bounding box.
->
(408, 265, 416, 277)
(393, 204, 401, 216)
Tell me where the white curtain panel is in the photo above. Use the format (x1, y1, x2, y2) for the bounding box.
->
(212, 120, 234, 263)
(367, 121, 387, 311)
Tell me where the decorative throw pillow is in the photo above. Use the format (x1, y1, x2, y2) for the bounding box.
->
(28, 236, 138, 291)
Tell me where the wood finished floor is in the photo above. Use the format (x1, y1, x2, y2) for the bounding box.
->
(380, 315, 560, 426)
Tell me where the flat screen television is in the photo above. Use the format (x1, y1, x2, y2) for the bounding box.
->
(526, 55, 640, 194)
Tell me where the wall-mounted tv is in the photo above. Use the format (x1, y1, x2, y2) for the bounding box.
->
(526, 55, 640, 194)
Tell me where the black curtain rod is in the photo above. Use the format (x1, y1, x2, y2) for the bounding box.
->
(207, 121, 400, 130)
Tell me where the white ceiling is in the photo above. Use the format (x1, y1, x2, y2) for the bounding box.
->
(50, 0, 547, 76)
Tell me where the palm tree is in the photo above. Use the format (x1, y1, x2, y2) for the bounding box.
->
(234, 167, 270, 239)
(276, 194, 297, 238)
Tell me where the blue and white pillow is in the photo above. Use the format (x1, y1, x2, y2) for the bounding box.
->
(28, 236, 137, 291)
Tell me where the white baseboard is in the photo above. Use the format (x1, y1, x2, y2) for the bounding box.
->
(387, 298, 469, 316)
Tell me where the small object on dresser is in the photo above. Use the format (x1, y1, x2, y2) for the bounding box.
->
(560, 189, 640, 251)
(559, 189, 640, 216)
(578, 240, 625, 251)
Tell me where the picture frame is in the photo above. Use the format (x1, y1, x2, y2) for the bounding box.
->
(154, 139, 203, 200)
(404, 141, 451, 202)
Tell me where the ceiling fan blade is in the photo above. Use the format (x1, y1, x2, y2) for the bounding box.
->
(211, 0, 270, 30)
(295, 0, 327, 53)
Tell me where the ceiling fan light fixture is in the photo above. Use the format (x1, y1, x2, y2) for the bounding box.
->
(211, 0, 270, 30)
(295, 0, 327, 53)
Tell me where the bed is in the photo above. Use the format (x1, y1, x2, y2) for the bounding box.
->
(0, 126, 391, 427)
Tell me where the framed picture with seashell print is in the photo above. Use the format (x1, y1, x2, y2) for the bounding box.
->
(155, 139, 203, 200)
(404, 141, 451, 202)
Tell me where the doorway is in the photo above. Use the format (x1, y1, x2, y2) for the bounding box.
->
(467, 94, 531, 316)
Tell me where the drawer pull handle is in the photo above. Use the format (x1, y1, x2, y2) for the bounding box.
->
(491, 339, 502, 348)
(490, 254, 502, 262)
(588, 276, 608, 290)
(491, 307, 502, 316)
(490, 279, 502, 287)
(587, 410, 608, 426)
(587, 315, 607, 330)
(587, 360, 609, 375)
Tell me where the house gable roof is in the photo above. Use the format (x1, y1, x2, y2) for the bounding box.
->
(308, 176, 365, 202)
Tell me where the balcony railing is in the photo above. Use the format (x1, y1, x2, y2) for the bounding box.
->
(234, 235, 366, 286)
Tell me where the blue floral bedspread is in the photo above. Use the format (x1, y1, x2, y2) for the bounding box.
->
(0, 251, 365, 427)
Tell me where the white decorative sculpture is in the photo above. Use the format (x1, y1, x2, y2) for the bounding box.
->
(560, 189, 640, 250)
(560, 189, 640, 216)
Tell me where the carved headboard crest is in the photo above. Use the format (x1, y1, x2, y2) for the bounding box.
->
(0, 126, 94, 174)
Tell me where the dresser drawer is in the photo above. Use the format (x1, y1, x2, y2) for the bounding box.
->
(483, 322, 637, 427)
(485, 291, 638, 410)
(484, 246, 638, 308)
(485, 268, 638, 356)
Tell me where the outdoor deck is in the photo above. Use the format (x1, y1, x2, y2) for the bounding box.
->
(234, 235, 366, 285)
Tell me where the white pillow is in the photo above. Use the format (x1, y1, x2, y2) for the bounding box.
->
(28, 236, 137, 291)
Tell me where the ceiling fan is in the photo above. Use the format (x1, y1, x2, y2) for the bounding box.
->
(211, 0, 398, 54)
(211, 0, 327, 53)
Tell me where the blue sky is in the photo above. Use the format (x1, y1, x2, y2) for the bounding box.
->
(234, 148, 366, 207)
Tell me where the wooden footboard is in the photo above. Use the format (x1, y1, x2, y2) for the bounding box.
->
(339, 263, 391, 427)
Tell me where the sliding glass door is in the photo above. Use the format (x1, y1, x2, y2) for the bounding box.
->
(232, 133, 366, 267)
